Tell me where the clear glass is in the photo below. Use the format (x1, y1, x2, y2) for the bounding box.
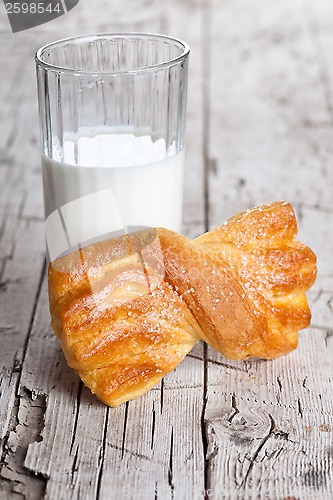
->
(35, 33, 190, 262)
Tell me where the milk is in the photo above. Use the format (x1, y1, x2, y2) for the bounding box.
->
(42, 128, 184, 261)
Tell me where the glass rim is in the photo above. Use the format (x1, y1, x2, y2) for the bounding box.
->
(35, 32, 190, 76)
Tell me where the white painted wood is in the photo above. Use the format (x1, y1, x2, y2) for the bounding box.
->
(1, 1, 207, 499)
(204, 0, 333, 498)
(0, 0, 332, 499)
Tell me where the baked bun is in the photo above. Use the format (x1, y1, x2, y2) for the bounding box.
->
(48, 202, 316, 406)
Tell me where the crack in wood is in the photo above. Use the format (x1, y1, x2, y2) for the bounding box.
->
(0, 326, 17, 334)
(150, 401, 156, 450)
(185, 449, 194, 463)
(69, 381, 83, 455)
(302, 376, 308, 390)
(297, 399, 304, 418)
(0, 393, 19, 465)
(187, 351, 245, 373)
(108, 443, 152, 462)
(276, 377, 283, 393)
(190, 352, 248, 373)
(95, 407, 109, 500)
(201, 343, 209, 495)
(0, 386, 48, 498)
(312, 289, 323, 303)
(205, 424, 219, 463)
(168, 427, 174, 498)
(0, 266, 47, 476)
(276, 377, 283, 404)
(326, 294, 333, 312)
(227, 394, 240, 424)
(160, 378, 164, 414)
(324, 330, 333, 347)
(241, 414, 276, 490)
(212, 361, 245, 372)
(70, 445, 79, 484)
(186, 353, 204, 362)
(121, 402, 129, 460)
(161, 383, 205, 391)
(0, 277, 24, 292)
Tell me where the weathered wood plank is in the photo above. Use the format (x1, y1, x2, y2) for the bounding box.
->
(0, 31, 62, 500)
(205, 327, 333, 499)
(305, 0, 333, 124)
(0, 1, 207, 499)
(0, 218, 45, 402)
(96, 363, 205, 499)
(204, 0, 333, 498)
(207, 0, 333, 224)
(1, 0, 332, 498)
(20, 275, 204, 499)
(0, 221, 45, 498)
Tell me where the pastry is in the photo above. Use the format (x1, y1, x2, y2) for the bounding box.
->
(48, 201, 317, 406)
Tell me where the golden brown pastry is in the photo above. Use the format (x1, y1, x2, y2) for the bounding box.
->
(48, 201, 317, 406)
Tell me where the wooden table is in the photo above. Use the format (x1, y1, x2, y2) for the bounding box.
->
(1, 0, 332, 498)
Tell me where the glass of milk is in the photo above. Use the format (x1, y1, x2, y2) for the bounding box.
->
(35, 34, 190, 262)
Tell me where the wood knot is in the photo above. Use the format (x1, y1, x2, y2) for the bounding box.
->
(206, 404, 272, 452)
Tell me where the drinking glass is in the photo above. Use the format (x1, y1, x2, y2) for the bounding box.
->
(35, 33, 190, 262)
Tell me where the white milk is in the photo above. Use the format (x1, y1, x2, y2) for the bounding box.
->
(42, 128, 184, 261)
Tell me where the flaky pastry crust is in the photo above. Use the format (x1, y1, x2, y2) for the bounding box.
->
(48, 201, 317, 406)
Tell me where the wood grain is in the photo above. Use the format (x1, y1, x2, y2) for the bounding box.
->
(0, 0, 332, 499)
(203, 0, 333, 498)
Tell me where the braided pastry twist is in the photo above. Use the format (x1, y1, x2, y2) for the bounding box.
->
(48, 201, 316, 406)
